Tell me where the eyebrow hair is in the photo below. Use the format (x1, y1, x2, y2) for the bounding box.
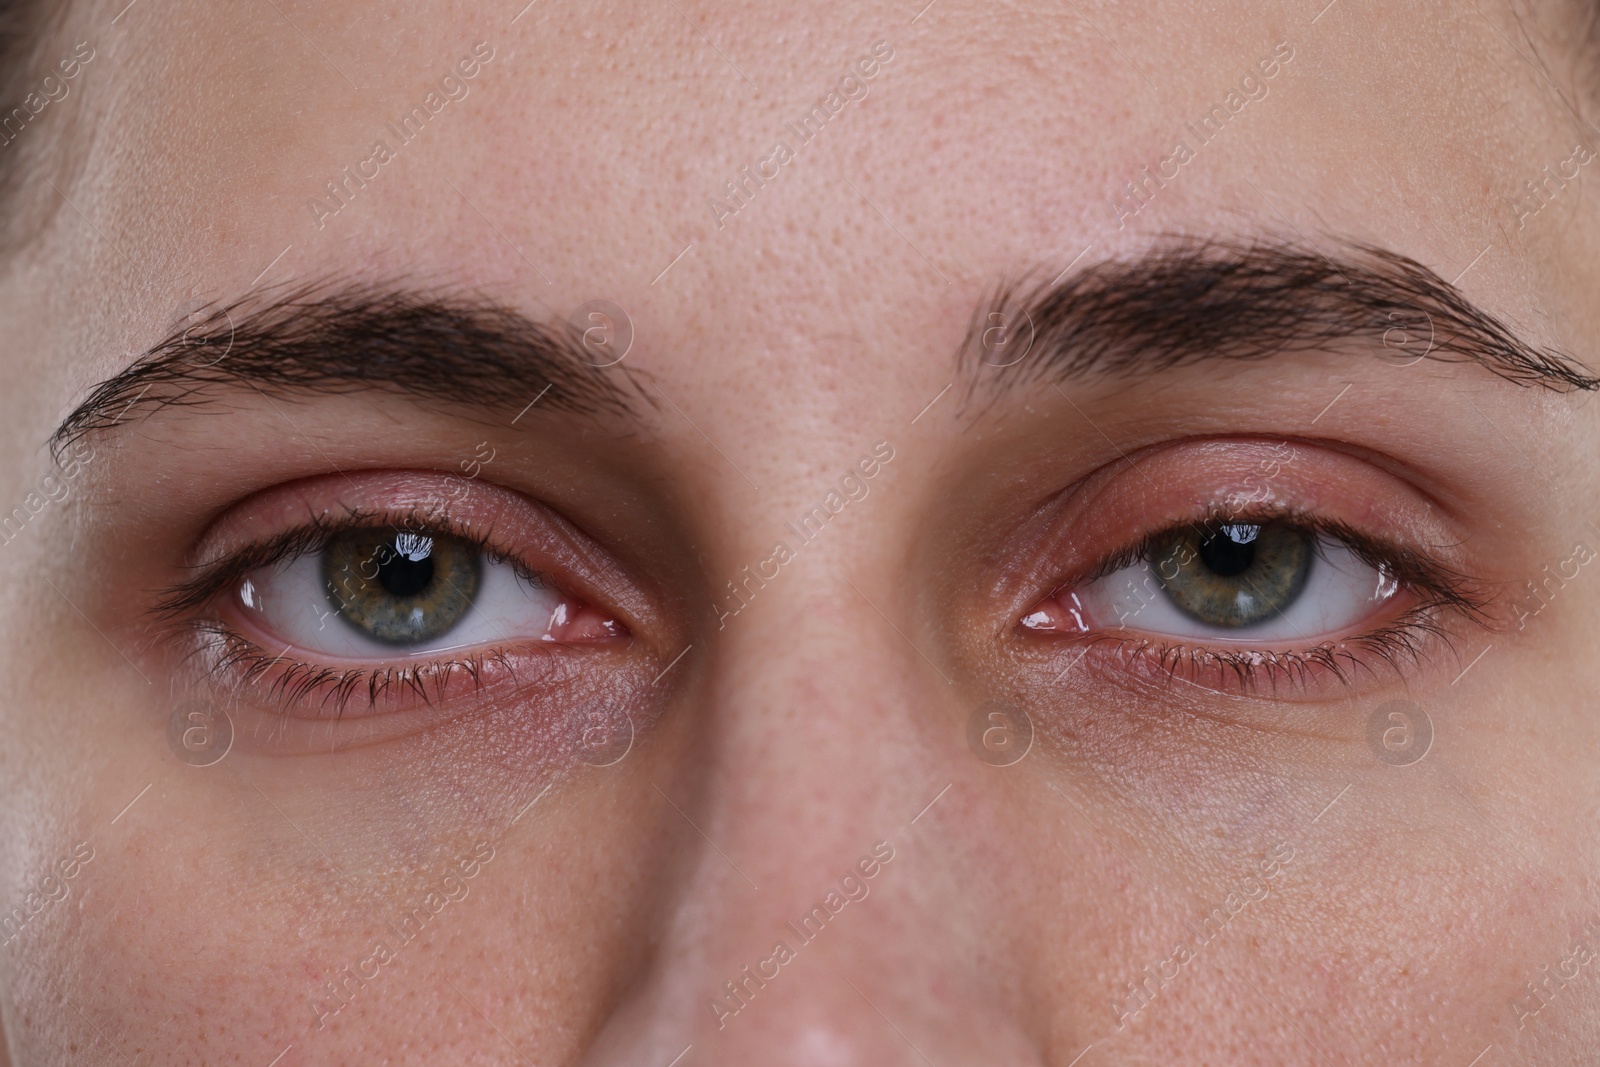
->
(961, 236, 1600, 398)
(48, 280, 643, 460)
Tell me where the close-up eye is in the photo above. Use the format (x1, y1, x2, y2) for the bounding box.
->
(1008, 438, 1491, 696)
(1065, 519, 1397, 641)
(239, 524, 610, 657)
(153, 475, 641, 724)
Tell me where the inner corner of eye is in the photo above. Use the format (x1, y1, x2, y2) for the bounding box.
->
(1019, 588, 1091, 634)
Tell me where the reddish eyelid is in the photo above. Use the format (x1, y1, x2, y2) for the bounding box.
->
(995, 436, 1475, 699)
(219, 580, 625, 666)
(183, 619, 649, 736)
(166, 469, 650, 729)
(186, 468, 657, 636)
(543, 600, 627, 643)
(1023, 579, 1423, 648)
(996, 435, 1467, 624)
(1020, 592, 1090, 634)
(190, 469, 521, 569)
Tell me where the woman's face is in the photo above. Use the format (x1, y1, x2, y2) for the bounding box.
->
(3, 0, 1599, 1063)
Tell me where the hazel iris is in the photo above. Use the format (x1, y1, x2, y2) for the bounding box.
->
(322, 529, 481, 645)
(1155, 522, 1313, 628)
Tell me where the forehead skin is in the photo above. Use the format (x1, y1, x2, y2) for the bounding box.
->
(3, 0, 1600, 1065)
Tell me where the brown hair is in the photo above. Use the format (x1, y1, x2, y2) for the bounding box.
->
(0, 0, 69, 250)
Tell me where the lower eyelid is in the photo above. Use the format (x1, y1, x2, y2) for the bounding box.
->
(1016, 579, 1474, 700)
(166, 621, 663, 760)
(175, 543, 629, 724)
(1122, 617, 1441, 694)
(136, 471, 675, 754)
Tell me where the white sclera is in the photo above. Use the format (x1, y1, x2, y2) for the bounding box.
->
(1076, 535, 1393, 643)
(237, 547, 563, 659)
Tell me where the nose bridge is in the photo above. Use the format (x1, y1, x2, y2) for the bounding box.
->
(577, 545, 1058, 1066)
(684, 593, 948, 1046)
(558, 347, 1087, 1063)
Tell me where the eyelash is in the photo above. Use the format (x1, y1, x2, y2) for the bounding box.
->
(190, 623, 532, 719)
(1037, 506, 1493, 695)
(156, 506, 570, 719)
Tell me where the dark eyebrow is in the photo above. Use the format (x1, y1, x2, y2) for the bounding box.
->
(48, 280, 642, 460)
(961, 236, 1599, 397)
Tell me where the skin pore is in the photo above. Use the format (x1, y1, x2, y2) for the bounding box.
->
(3, 0, 1600, 1063)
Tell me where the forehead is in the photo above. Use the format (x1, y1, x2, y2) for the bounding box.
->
(30, 0, 1592, 391)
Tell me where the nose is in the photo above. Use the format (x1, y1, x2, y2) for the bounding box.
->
(577, 570, 1057, 1067)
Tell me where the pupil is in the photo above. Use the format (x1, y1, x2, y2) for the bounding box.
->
(1197, 524, 1259, 578)
(375, 544, 435, 598)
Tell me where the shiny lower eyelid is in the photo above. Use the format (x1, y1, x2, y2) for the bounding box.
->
(163, 538, 616, 722)
(1058, 604, 1463, 697)
(181, 619, 625, 729)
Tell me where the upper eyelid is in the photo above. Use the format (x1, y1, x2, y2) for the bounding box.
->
(151, 469, 667, 640)
(1064, 508, 1492, 621)
(153, 508, 522, 620)
(985, 434, 1453, 610)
